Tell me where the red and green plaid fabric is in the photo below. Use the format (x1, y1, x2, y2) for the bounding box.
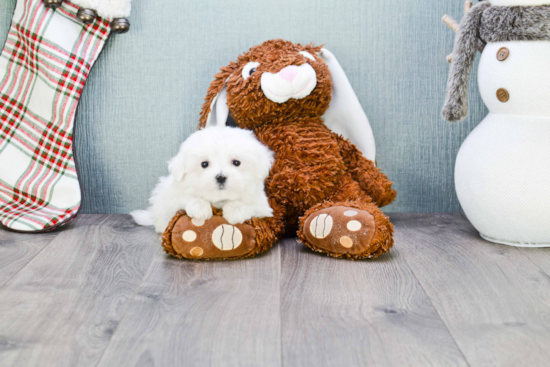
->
(0, 0, 111, 231)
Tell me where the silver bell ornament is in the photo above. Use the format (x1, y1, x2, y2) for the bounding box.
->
(43, 0, 63, 9)
(111, 18, 130, 34)
(77, 8, 97, 24)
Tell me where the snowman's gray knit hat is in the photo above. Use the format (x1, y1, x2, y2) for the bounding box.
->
(442, 2, 550, 122)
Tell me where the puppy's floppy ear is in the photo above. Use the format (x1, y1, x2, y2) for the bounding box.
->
(168, 150, 188, 182)
(250, 144, 275, 181)
(198, 62, 239, 129)
(318, 48, 376, 163)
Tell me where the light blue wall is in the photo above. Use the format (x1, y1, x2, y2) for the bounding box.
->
(0, 0, 487, 213)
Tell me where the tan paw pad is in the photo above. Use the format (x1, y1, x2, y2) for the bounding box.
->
(182, 230, 197, 242)
(347, 220, 362, 231)
(190, 247, 204, 257)
(212, 224, 243, 251)
(309, 213, 333, 239)
(191, 218, 205, 226)
(340, 236, 353, 248)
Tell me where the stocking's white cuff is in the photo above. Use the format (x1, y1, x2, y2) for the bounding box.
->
(70, 0, 131, 19)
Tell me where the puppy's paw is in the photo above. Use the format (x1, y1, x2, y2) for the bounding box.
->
(256, 205, 273, 218)
(222, 203, 256, 225)
(185, 200, 213, 220)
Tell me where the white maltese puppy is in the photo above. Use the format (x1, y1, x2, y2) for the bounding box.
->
(131, 126, 274, 233)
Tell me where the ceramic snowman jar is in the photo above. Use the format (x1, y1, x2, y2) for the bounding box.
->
(443, 0, 550, 246)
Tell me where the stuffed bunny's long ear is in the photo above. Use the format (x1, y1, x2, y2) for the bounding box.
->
(203, 85, 229, 128)
(199, 64, 238, 129)
(319, 48, 376, 162)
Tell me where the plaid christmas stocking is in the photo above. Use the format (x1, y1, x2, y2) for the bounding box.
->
(0, 0, 128, 232)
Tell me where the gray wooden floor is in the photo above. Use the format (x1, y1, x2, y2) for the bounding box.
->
(1, 214, 550, 367)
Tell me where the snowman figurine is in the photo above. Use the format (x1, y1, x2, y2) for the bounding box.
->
(442, 0, 550, 246)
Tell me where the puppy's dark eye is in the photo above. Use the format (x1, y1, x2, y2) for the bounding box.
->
(201, 161, 209, 168)
(233, 160, 241, 167)
(249, 68, 256, 76)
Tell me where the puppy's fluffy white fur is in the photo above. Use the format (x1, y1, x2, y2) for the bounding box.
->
(131, 127, 274, 233)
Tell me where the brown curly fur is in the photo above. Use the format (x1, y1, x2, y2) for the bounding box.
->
(193, 39, 396, 259)
(162, 210, 186, 259)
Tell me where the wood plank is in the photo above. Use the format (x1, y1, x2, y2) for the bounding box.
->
(97, 245, 282, 367)
(0, 214, 159, 367)
(0, 227, 58, 287)
(517, 246, 550, 278)
(280, 237, 467, 367)
(394, 213, 550, 367)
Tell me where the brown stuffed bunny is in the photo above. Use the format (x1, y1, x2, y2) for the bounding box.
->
(162, 39, 396, 260)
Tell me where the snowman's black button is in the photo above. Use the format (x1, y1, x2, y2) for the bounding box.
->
(497, 47, 509, 61)
(497, 88, 510, 103)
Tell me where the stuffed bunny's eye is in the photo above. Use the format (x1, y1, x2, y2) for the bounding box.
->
(299, 51, 316, 62)
(242, 62, 260, 80)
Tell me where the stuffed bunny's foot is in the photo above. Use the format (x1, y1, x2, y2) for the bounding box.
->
(299, 204, 393, 259)
(162, 211, 258, 260)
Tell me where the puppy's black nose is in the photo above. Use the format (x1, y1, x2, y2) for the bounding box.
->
(216, 174, 227, 184)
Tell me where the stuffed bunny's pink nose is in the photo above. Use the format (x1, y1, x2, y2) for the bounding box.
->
(279, 66, 299, 82)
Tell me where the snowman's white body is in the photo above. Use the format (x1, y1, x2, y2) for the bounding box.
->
(455, 3, 550, 247)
